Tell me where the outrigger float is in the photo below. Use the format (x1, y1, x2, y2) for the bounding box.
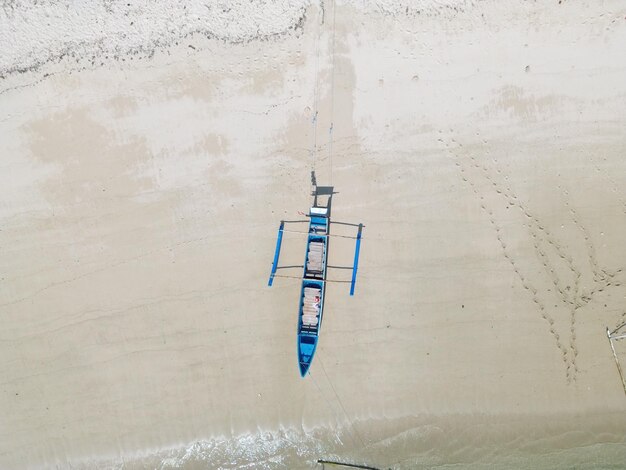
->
(268, 179, 363, 377)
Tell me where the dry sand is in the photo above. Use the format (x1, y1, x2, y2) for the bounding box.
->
(1, 1, 626, 468)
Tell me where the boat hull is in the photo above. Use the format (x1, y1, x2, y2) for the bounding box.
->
(297, 208, 329, 376)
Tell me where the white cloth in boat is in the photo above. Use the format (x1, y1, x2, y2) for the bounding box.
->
(302, 315, 318, 326)
(303, 298, 320, 313)
(304, 288, 321, 302)
(308, 248, 323, 260)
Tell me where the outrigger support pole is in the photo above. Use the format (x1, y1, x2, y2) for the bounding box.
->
(268, 221, 285, 286)
(317, 459, 381, 470)
(607, 327, 626, 396)
(349, 224, 363, 296)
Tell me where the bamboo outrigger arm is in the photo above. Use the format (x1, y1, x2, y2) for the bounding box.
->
(606, 326, 626, 397)
(317, 459, 382, 470)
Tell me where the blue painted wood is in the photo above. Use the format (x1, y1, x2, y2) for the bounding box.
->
(310, 216, 328, 225)
(349, 223, 363, 296)
(267, 221, 284, 286)
(268, 202, 361, 376)
(297, 208, 329, 376)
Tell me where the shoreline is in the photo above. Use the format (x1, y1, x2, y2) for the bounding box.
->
(1, 1, 626, 468)
(60, 411, 626, 469)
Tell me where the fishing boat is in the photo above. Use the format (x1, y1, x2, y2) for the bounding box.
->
(268, 184, 363, 377)
(297, 206, 329, 376)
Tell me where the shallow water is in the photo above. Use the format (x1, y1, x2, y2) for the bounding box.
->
(74, 412, 626, 469)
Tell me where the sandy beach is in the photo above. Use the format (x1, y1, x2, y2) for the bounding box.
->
(1, 1, 626, 468)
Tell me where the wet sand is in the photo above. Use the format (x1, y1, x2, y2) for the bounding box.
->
(1, 1, 626, 468)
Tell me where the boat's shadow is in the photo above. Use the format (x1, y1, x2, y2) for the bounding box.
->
(311, 170, 336, 216)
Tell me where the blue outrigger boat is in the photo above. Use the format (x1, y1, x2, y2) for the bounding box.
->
(268, 188, 363, 377)
(296, 206, 329, 376)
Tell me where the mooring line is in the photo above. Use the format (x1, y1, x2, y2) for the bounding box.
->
(327, 0, 337, 185)
(310, 2, 323, 175)
(319, 356, 367, 450)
